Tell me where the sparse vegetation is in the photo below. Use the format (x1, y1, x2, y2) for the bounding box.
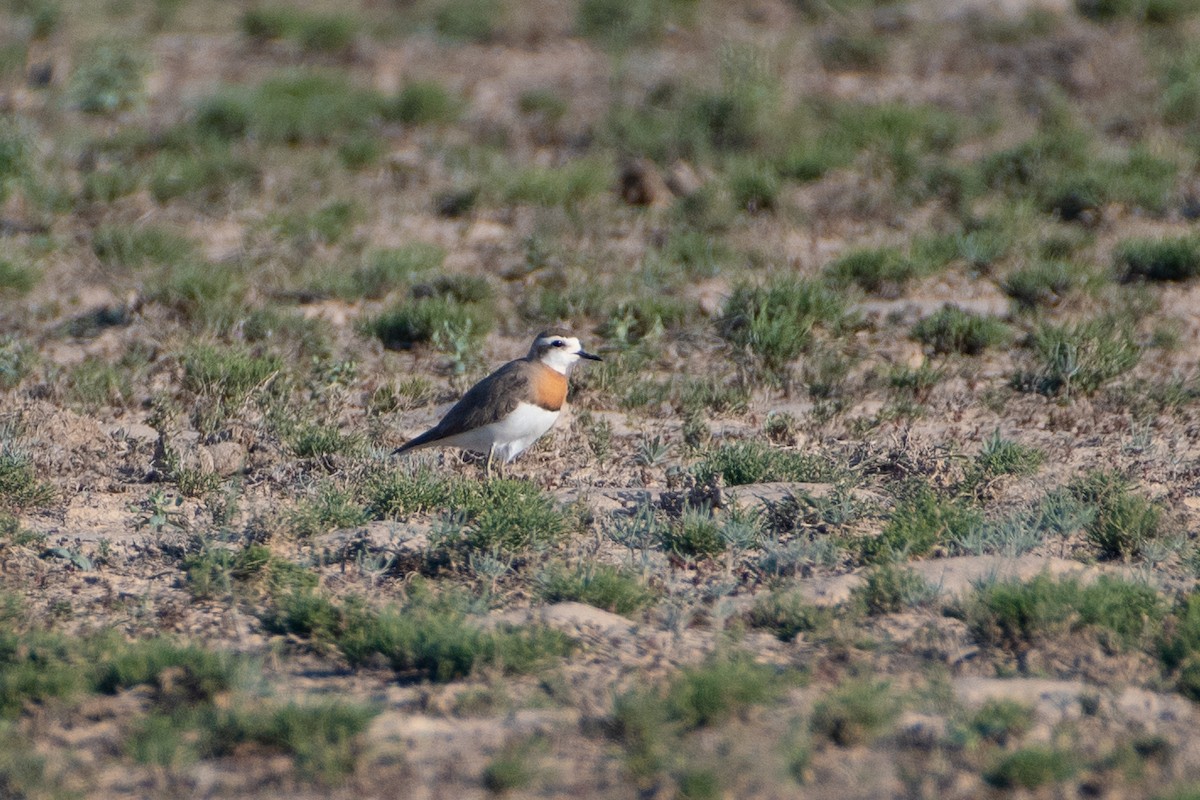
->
(861, 487, 981, 563)
(985, 747, 1077, 789)
(970, 699, 1034, 745)
(390, 81, 462, 125)
(609, 652, 791, 787)
(272, 588, 575, 682)
(968, 430, 1046, 485)
(911, 305, 1008, 355)
(810, 679, 898, 746)
(747, 588, 828, 641)
(1002, 259, 1094, 308)
(241, 7, 359, 54)
(695, 440, 838, 486)
(1116, 236, 1200, 283)
(718, 277, 847, 381)
(196, 72, 389, 145)
(536, 562, 655, 615)
(853, 563, 938, 614)
(3, 2, 1200, 796)
(70, 42, 144, 113)
(0, 444, 54, 512)
(363, 296, 491, 351)
(964, 573, 1164, 659)
(1068, 470, 1166, 560)
(825, 247, 918, 295)
(1013, 318, 1140, 397)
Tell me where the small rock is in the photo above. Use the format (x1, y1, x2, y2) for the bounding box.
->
(665, 160, 704, 197)
(1113, 687, 1194, 725)
(952, 676, 1088, 721)
(207, 441, 247, 476)
(465, 220, 509, 246)
(101, 422, 160, 446)
(896, 712, 946, 749)
(537, 601, 635, 635)
(617, 157, 671, 207)
(173, 440, 214, 475)
(27, 62, 53, 88)
(386, 149, 427, 191)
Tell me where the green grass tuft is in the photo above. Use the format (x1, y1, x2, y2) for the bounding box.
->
(810, 679, 898, 746)
(853, 563, 938, 614)
(0, 257, 37, 295)
(92, 223, 195, 269)
(0, 629, 91, 718)
(666, 652, 782, 729)
(0, 445, 55, 512)
(500, 159, 610, 208)
(747, 589, 828, 641)
(149, 143, 260, 204)
(182, 345, 281, 406)
(609, 650, 787, 784)
(695, 440, 837, 486)
(389, 81, 462, 125)
(362, 296, 491, 351)
(340, 603, 570, 682)
(459, 479, 570, 553)
(911, 305, 1008, 355)
(1002, 259, 1094, 309)
(726, 157, 780, 213)
(287, 423, 364, 459)
(1069, 470, 1165, 560)
(965, 573, 1164, 657)
(435, 0, 502, 42)
(660, 508, 727, 559)
(972, 430, 1046, 480)
(1087, 490, 1162, 560)
(1013, 318, 1139, 397)
(1116, 236, 1200, 282)
(366, 466, 458, 518)
(93, 639, 245, 701)
(578, 0, 680, 49)
(718, 278, 847, 380)
(984, 746, 1076, 789)
(825, 247, 918, 295)
(70, 42, 144, 113)
(132, 701, 377, 782)
(536, 562, 655, 616)
(196, 72, 387, 145)
(481, 736, 542, 793)
(368, 471, 569, 554)
(287, 484, 369, 538)
(862, 487, 980, 563)
(970, 698, 1034, 745)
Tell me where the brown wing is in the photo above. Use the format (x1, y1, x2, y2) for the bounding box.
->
(395, 360, 531, 452)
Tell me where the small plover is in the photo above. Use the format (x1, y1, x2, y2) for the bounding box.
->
(394, 329, 601, 475)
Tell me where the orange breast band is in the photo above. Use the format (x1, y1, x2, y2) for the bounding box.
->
(532, 364, 568, 411)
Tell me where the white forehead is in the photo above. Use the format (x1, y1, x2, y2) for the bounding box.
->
(537, 335, 581, 350)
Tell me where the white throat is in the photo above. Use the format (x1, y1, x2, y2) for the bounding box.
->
(541, 349, 577, 375)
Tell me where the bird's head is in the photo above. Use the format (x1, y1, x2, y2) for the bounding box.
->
(529, 329, 602, 374)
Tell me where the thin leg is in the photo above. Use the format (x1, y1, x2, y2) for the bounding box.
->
(485, 444, 495, 481)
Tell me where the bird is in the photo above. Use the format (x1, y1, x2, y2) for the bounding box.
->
(393, 329, 602, 477)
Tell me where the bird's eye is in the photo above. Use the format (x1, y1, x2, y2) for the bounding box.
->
(552, 340, 565, 348)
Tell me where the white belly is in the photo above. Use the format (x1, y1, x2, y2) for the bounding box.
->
(440, 402, 560, 463)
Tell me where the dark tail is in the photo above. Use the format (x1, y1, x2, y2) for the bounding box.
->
(393, 427, 442, 456)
